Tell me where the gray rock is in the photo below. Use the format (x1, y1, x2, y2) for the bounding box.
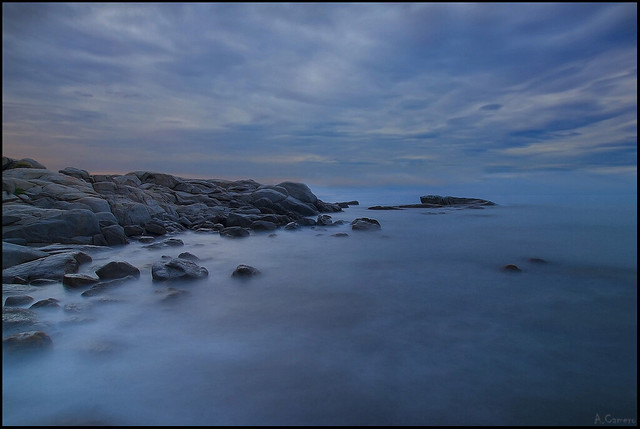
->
(2, 331, 52, 351)
(2, 307, 38, 329)
(4, 295, 34, 306)
(317, 214, 334, 226)
(351, 217, 381, 231)
(220, 226, 250, 238)
(95, 261, 140, 280)
(63, 273, 100, 289)
(231, 264, 261, 278)
(30, 298, 60, 309)
(2, 242, 48, 269)
(81, 275, 138, 297)
(276, 182, 318, 204)
(151, 258, 208, 281)
(2, 252, 80, 283)
(101, 224, 128, 246)
(59, 167, 91, 182)
(2, 207, 101, 245)
(250, 220, 278, 231)
(144, 220, 167, 236)
(178, 252, 200, 262)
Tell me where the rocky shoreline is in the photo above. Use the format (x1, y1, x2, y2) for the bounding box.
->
(3, 156, 497, 351)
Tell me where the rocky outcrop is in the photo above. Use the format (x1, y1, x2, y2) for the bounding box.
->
(3, 156, 343, 247)
(368, 195, 496, 210)
(2, 251, 91, 283)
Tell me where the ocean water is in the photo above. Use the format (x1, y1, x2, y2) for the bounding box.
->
(2, 189, 637, 426)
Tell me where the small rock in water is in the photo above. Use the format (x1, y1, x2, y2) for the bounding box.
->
(502, 264, 522, 272)
(528, 257, 547, 264)
(3, 331, 53, 352)
(332, 233, 349, 237)
(4, 295, 34, 306)
(30, 298, 61, 309)
(231, 264, 261, 278)
(351, 217, 381, 231)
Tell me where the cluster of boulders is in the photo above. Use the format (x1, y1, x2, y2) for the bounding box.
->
(2, 157, 382, 351)
(2, 156, 351, 247)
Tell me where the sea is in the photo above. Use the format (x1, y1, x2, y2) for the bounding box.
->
(2, 185, 637, 426)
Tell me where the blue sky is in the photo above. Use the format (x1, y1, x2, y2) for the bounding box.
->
(2, 3, 637, 196)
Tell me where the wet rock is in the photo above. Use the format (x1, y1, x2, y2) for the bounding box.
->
(95, 261, 141, 280)
(29, 278, 59, 286)
(220, 226, 250, 238)
(63, 273, 100, 289)
(81, 275, 138, 297)
(2, 307, 38, 329)
(155, 287, 189, 302)
(317, 214, 334, 226)
(332, 233, 349, 237)
(2, 242, 48, 269)
(30, 298, 60, 309)
(250, 220, 278, 231)
(351, 218, 381, 231)
(284, 221, 300, 230)
(151, 258, 209, 281)
(502, 264, 522, 272)
(178, 252, 200, 262)
(143, 238, 184, 249)
(144, 220, 167, 236)
(4, 295, 34, 306)
(3, 331, 52, 351)
(231, 264, 261, 278)
(2, 252, 80, 283)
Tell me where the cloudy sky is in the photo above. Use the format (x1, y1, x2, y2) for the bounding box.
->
(2, 3, 637, 195)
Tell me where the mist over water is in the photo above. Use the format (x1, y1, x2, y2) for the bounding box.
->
(2, 187, 637, 426)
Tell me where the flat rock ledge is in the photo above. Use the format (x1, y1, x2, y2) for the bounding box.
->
(369, 195, 496, 210)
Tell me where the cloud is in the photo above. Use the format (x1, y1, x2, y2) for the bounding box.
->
(2, 3, 636, 191)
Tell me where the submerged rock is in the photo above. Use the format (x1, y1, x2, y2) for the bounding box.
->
(502, 264, 522, 272)
(3, 330, 52, 352)
(231, 264, 261, 278)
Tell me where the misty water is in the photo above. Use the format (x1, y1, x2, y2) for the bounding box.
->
(2, 190, 637, 426)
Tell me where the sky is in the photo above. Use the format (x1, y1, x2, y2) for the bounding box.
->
(2, 3, 637, 198)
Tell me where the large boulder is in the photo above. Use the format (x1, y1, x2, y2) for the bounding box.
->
(2, 242, 48, 269)
(2, 207, 101, 245)
(2, 252, 85, 283)
(276, 182, 318, 204)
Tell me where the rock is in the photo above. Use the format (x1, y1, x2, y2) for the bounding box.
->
(351, 218, 381, 231)
(2, 252, 80, 283)
(232, 264, 261, 278)
(419, 195, 496, 207)
(4, 295, 34, 306)
(100, 224, 128, 246)
(276, 182, 318, 204)
(250, 220, 278, 231)
(332, 233, 349, 237)
(502, 264, 522, 272)
(80, 275, 138, 297)
(284, 221, 300, 230)
(178, 252, 200, 262)
(95, 261, 141, 280)
(151, 258, 209, 281)
(144, 220, 167, 236)
(3, 331, 52, 351)
(59, 166, 91, 182)
(29, 278, 59, 286)
(155, 287, 189, 302)
(2, 307, 38, 330)
(220, 226, 250, 238)
(2, 157, 47, 170)
(30, 298, 60, 309)
(317, 214, 334, 226)
(2, 207, 101, 245)
(63, 273, 100, 289)
(143, 238, 184, 249)
(2, 242, 48, 269)
(124, 225, 145, 237)
(528, 257, 547, 264)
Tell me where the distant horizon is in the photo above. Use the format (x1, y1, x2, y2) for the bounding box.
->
(3, 3, 637, 195)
